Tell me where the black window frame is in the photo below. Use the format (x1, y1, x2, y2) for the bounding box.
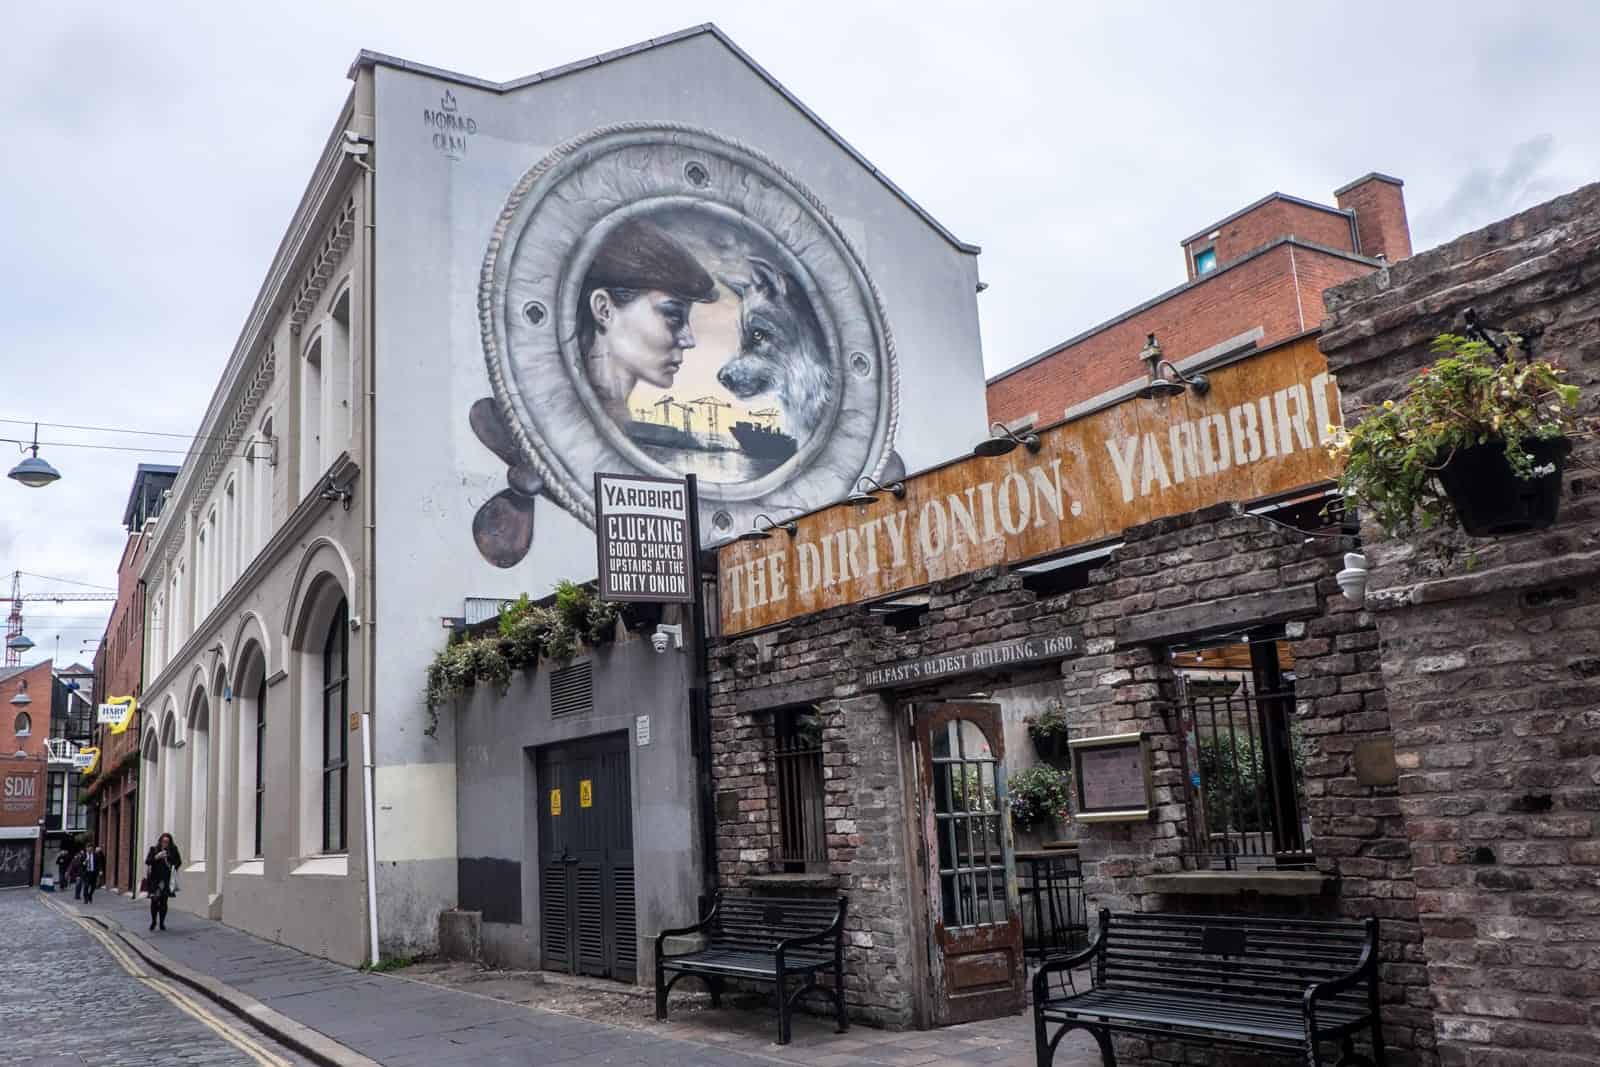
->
(773, 706, 827, 872)
(321, 600, 349, 854)
(254, 673, 266, 859)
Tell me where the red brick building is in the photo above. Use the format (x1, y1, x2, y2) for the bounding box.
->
(89, 463, 177, 894)
(988, 173, 1411, 426)
(1, 661, 55, 887)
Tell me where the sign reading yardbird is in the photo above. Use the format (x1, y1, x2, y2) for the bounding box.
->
(594, 472, 695, 603)
(718, 337, 1343, 634)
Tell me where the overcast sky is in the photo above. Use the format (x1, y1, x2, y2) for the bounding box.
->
(4, 1, 1597, 667)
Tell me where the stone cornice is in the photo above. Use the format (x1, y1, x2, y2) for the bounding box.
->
(142, 454, 360, 704)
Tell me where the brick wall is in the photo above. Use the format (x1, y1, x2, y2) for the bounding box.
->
(987, 243, 1375, 426)
(1185, 198, 1356, 275)
(1336, 175, 1412, 263)
(1321, 181, 1600, 1067)
(712, 500, 1436, 1060)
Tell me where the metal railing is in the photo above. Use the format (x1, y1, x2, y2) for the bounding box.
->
(774, 709, 827, 870)
(1178, 676, 1312, 870)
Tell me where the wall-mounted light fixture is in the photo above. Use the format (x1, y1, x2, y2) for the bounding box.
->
(973, 423, 1042, 458)
(1135, 334, 1210, 400)
(846, 476, 907, 507)
(320, 481, 354, 511)
(737, 514, 799, 542)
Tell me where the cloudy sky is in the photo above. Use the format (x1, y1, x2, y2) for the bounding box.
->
(3, 1, 1597, 666)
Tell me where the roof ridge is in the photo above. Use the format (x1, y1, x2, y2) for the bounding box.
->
(348, 24, 979, 255)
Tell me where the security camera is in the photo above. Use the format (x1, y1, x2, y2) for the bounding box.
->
(651, 624, 683, 654)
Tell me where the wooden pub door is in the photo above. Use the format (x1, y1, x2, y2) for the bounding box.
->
(536, 734, 637, 981)
(916, 702, 1025, 1025)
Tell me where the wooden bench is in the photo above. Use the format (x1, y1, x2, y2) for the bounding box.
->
(655, 891, 848, 1045)
(1034, 909, 1385, 1067)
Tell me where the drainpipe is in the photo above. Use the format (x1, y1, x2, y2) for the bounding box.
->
(344, 127, 381, 967)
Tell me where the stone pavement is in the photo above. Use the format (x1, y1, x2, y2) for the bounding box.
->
(74, 891, 1103, 1066)
(2, 889, 311, 1067)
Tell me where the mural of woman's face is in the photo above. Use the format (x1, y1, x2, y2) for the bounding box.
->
(591, 288, 697, 389)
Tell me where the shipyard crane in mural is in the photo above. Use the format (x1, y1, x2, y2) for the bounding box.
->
(2, 571, 117, 667)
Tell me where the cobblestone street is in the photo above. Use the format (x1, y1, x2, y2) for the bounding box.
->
(3, 890, 311, 1067)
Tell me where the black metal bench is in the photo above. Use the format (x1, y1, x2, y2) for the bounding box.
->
(1034, 909, 1384, 1067)
(655, 891, 848, 1045)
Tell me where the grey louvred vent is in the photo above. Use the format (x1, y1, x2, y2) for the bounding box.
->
(550, 661, 593, 717)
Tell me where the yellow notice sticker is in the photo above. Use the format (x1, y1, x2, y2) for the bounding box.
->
(550, 788, 562, 816)
(579, 779, 593, 808)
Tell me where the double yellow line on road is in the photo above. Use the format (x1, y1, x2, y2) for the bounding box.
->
(40, 896, 292, 1067)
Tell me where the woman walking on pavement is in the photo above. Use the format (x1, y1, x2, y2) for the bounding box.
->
(66, 848, 84, 900)
(144, 833, 182, 931)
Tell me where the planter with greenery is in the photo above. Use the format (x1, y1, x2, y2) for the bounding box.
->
(1332, 332, 1587, 539)
(1008, 764, 1072, 830)
(423, 580, 621, 736)
(1024, 701, 1071, 761)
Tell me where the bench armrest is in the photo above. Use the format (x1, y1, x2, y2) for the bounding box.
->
(1303, 917, 1380, 1034)
(1031, 935, 1104, 1005)
(656, 891, 722, 960)
(774, 898, 848, 969)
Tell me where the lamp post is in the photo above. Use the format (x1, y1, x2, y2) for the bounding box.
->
(8, 424, 61, 488)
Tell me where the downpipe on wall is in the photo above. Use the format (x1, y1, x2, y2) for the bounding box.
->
(344, 127, 381, 967)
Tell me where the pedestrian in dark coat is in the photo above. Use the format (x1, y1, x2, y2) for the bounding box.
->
(66, 849, 84, 900)
(144, 833, 182, 931)
(55, 848, 71, 892)
(79, 846, 103, 903)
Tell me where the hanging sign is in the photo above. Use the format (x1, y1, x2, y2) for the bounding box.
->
(98, 696, 137, 734)
(593, 472, 694, 603)
(579, 779, 593, 808)
(549, 788, 562, 817)
(73, 748, 100, 775)
(718, 337, 1343, 635)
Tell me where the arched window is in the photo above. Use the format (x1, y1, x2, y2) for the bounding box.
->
(321, 599, 348, 853)
(254, 672, 267, 858)
(256, 412, 275, 549)
(329, 285, 353, 450)
(189, 692, 210, 866)
(13, 712, 30, 737)
(301, 336, 324, 491)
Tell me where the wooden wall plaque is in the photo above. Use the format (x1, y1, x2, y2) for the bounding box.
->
(1069, 732, 1153, 823)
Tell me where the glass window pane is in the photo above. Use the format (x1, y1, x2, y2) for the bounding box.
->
(324, 769, 344, 852)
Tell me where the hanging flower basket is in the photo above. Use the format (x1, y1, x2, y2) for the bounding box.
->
(1332, 331, 1590, 544)
(1435, 437, 1572, 537)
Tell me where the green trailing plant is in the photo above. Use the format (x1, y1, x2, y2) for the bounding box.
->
(424, 581, 619, 736)
(1008, 764, 1072, 829)
(1331, 333, 1587, 538)
(1025, 701, 1071, 751)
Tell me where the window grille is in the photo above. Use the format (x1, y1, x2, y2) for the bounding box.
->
(774, 707, 827, 871)
(1175, 637, 1311, 870)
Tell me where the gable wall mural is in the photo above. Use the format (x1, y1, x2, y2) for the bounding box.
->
(370, 36, 988, 772)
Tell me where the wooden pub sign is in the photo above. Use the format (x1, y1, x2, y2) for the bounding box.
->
(718, 336, 1342, 635)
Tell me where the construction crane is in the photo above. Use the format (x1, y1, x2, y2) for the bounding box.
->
(689, 396, 732, 436)
(3, 571, 117, 667)
(749, 408, 781, 428)
(652, 395, 694, 433)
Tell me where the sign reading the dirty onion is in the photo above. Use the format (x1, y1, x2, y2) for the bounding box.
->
(718, 337, 1344, 635)
(594, 473, 694, 603)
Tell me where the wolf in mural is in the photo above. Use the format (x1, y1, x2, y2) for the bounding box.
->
(473, 124, 901, 568)
(717, 258, 836, 440)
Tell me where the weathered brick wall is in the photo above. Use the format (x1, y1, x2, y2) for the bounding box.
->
(712, 499, 1436, 1059)
(1322, 180, 1600, 1067)
(1065, 504, 1435, 1067)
